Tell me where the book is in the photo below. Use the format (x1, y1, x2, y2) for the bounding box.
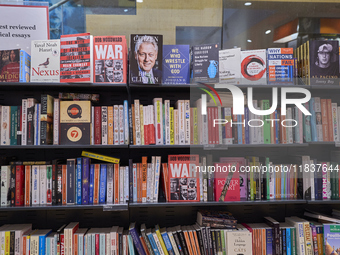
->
(40, 94, 54, 145)
(240, 49, 267, 84)
(60, 33, 93, 83)
(30, 40, 60, 82)
(267, 48, 294, 85)
(213, 162, 240, 201)
(129, 34, 163, 85)
(162, 45, 190, 84)
(0, 49, 30, 82)
(93, 36, 127, 83)
(218, 47, 241, 85)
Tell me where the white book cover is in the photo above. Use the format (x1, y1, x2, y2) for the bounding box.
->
(299, 107, 304, 143)
(110, 226, 119, 255)
(184, 100, 190, 145)
(153, 156, 161, 203)
(310, 160, 315, 201)
(199, 165, 203, 201)
(133, 163, 137, 203)
(101, 106, 108, 145)
(152, 231, 165, 255)
(140, 104, 144, 145)
(165, 100, 170, 145)
(0, 106, 10, 145)
(152, 98, 163, 145)
(106, 164, 114, 204)
(113, 105, 119, 145)
(240, 49, 267, 85)
(53, 98, 59, 145)
(40, 165, 47, 205)
(195, 98, 202, 145)
(134, 100, 141, 145)
(174, 109, 179, 145)
(124, 100, 129, 145)
(119, 166, 124, 203)
(106, 233, 110, 255)
(269, 162, 275, 200)
(148, 105, 155, 144)
(332, 103, 338, 142)
(176, 100, 185, 145)
(146, 163, 152, 202)
(119, 105, 124, 145)
(150, 156, 156, 202)
(202, 156, 208, 202)
(226, 228, 252, 255)
(30, 40, 60, 82)
(31, 165, 40, 205)
(34, 103, 41, 145)
(0, 166, 10, 206)
(201, 94, 208, 145)
(218, 48, 241, 86)
(124, 166, 129, 202)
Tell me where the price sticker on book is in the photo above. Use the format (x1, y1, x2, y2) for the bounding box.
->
(103, 204, 128, 211)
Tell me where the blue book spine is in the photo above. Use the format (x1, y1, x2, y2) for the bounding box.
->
(162, 45, 190, 84)
(76, 157, 82, 205)
(221, 108, 225, 141)
(237, 115, 242, 144)
(82, 157, 90, 204)
(275, 110, 280, 144)
(19, 50, 31, 82)
(129, 227, 146, 255)
(99, 164, 107, 204)
(46, 237, 50, 255)
(128, 235, 136, 255)
(147, 233, 160, 255)
(245, 107, 250, 144)
(129, 159, 133, 202)
(282, 229, 287, 255)
(89, 164, 95, 204)
(124, 100, 129, 145)
(266, 228, 273, 255)
(309, 98, 317, 142)
(286, 227, 291, 255)
(161, 232, 174, 253)
(100, 234, 105, 255)
(35, 103, 40, 145)
(39, 232, 51, 255)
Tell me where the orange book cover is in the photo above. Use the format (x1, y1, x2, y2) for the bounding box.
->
(321, 99, 329, 141)
(62, 164, 67, 205)
(327, 99, 334, 141)
(141, 157, 148, 203)
(183, 226, 193, 255)
(93, 36, 127, 84)
(162, 163, 169, 202)
(108, 106, 114, 144)
(191, 226, 201, 255)
(74, 233, 78, 255)
(114, 164, 119, 204)
(187, 227, 197, 255)
(93, 164, 100, 204)
(138, 163, 142, 203)
(25, 165, 31, 206)
(140, 235, 150, 255)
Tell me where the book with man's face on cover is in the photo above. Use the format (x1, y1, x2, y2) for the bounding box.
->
(129, 34, 163, 85)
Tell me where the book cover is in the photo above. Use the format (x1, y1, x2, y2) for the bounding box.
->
(30, 40, 60, 82)
(218, 47, 241, 85)
(267, 48, 294, 85)
(240, 49, 267, 85)
(163, 45, 190, 84)
(0, 49, 30, 82)
(93, 36, 127, 83)
(40, 94, 54, 145)
(168, 155, 200, 202)
(60, 33, 93, 83)
(192, 43, 220, 83)
(130, 34, 163, 84)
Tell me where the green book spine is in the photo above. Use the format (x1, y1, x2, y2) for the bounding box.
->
(261, 100, 271, 144)
(10, 106, 18, 145)
(291, 227, 296, 255)
(220, 230, 226, 255)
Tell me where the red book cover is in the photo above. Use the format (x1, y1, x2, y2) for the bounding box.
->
(60, 33, 93, 83)
(161, 163, 169, 202)
(168, 154, 200, 202)
(327, 99, 334, 141)
(213, 162, 240, 201)
(144, 108, 149, 145)
(114, 164, 119, 204)
(94, 106, 102, 144)
(62, 164, 67, 205)
(148, 106, 156, 145)
(15, 165, 25, 206)
(95, 233, 100, 255)
(321, 99, 329, 141)
(93, 36, 127, 83)
(214, 107, 218, 144)
(60, 233, 65, 255)
(141, 157, 148, 203)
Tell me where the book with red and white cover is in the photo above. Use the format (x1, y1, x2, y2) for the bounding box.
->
(148, 105, 156, 145)
(168, 154, 200, 202)
(60, 33, 93, 83)
(15, 165, 25, 206)
(213, 162, 240, 201)
(93, 36, 127, 83)
(240, 49, 267, 85)
(31, 40, 60, 82)
(143, 106, 149, 145)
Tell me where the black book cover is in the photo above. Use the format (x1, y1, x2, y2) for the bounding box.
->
(16, 106, 21, 145)
(194, 226, 205, 255)
(52, 159, 63, 205)
(66, 159, 76, 204)
(282, 228, 286, 255)
(10, 164, 15, 206)
(118, 227, 123, 255)
(206, 227, 213, 255)
(26, 103, 35, 145)
(60, 123, 91, 145)
(10, 231, 15, 255)
(177, 226, 189, 255)
(215, 230, 222, 255)
(210, 229, 217, 255)
(40, 94, 48, 144)
(172, 229, 184, 255)
(129, 107, 133, 145)
(129, 159, 133, 202)
(264, 217, 280, 255)
(57, 164, 62, 205)
(200, 226, 209, 255)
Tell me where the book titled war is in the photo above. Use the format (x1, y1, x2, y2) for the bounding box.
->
(60, 33, 93, 83)
(129, 34, 163, 85)
(93, 36, 127, 84)
(192, 43, 220, 83)
(162, 45, 190, 84)
(168, 154, 200, 202)
(30, 40, 60, 82)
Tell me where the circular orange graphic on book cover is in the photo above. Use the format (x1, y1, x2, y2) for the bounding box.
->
(67, 126, 82, 142)
(67, 104, 82, 119)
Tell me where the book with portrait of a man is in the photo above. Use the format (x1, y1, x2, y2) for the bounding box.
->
(309, 40, 339, 85)
(168, 154, 200, 202)
(129, 34, 163, 85)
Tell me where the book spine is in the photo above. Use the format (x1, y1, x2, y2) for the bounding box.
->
(89, 164, 95, 204)
(10, 106, 17, 145)
(134, 100, 141, 145)
(76, 158, 82, 205)
(124, 100, 129, 145)
(66, 159, 75, 204)
(15, 165, 24, 206)
(93, 164, 100, 204)
(40, 94, 48, 145)
(120, 167, 124, 203)
(124, 166, 129, 202)
(53, 98, 59, 145)
(94, 106, 102, 145)
(25, 165, 31, 206)
(129, 228, 146, 255)
(57, 165, 62, 205)
(32, 165, 40, 205)
(99, 164, 107, 204)
(129, 160, 133, 203)
(108, 106, 114, 145)
(46, 165, 52, 205)
(101, 106, 108, 145)
(82, 158, 90, 204)
(107, 163, 114, 204)
(154, 98, 163, 145)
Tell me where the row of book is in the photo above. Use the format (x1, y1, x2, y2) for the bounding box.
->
(2, 32, 338, 86)
(0, 155, 161, 206)
(0, 94, 129, 146)
(3, 209, 340, 255)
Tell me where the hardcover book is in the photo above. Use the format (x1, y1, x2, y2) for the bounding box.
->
(93, 36, 127, 83)
(60, 33, 93, 83)
(162, 45, 190, 84)
(192, 43, 220, 83)
(168, 154, 200, 202)
(267, 48, 294, 85)
(218, 47, 241, 85)
(129, 34, 163, 85)
(240, 49, 267, 85)
(0, 49, 30, 82)
(213, 163, 240, 201)
(30, 40, 60, 82)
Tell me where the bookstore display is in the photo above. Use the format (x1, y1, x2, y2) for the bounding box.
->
(2, 3, 340, 255)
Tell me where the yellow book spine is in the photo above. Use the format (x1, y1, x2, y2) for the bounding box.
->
(108, 106, 114, 145)
(193, 108, 198, 145)
(5, 231, 10, 255)
(81, 151, 120, 164)
(155, 228, 169, 255)
(170, 107, 174, 145)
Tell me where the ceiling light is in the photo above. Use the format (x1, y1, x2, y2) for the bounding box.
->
(244, 2, 252, 6)
(247, 39, 252, 42)
(265, 30, 271, 34)
(124, 9, 128, 12)
(137, 0, 143, 2)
